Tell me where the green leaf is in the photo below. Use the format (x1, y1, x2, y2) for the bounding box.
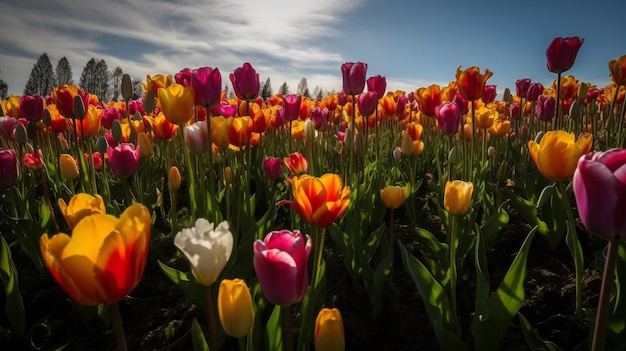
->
(400, 244, 468, 351)
(414, 227, 449, 269)
(474, 225, 491, 323)
(157, 260, 207, 312)
(369, 237, 393, 317)
(471, 225, 538, 351)
(607, 242, 626, 349)
(536, 184, 556, 209)
(506, 189, 548, 235)
(480, 205, 509, 245)
(266, 305, 282, 351)
(518, 312, 560, 351)
(191, 318, 209, 351)
(0, 234, 25, 337)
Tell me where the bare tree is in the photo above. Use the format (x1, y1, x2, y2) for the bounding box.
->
(297, 78, 310, 98)
(0, 70, 7, 100)
(56, 57, 73, 85)
(24, 53, 56, 96)
(79, 58, 110, 101)
(110, 67, 123, 101)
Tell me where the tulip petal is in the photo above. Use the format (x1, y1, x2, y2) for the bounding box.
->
(253, 246, 298, 306)
(574, 160, 619, 239)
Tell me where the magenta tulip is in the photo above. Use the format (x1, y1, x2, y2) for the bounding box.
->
(211, 101, 237, 118)
(573, 149, 626, 241)
(481, 85, 497, 104)
(283, 94, 302, 122)
(366, 75, 386, 99)
(253, 230, 311, 306)
(311, 106, 329, 131)
(102, 107, 122, 130)
(191, 67, 222, 108)
(509, 103, 521, 120)
(546, 37, 584, 74)
(453, 92, 469, 116)
(175, 68, 192, 87)
(526, 82, 544, 102)
(337, 91, 349, 106)
(357, 91, 378, 117)
(341, 62, 367, 96)
(229, 63, 260, 101)
(106, 143, 140, 178)
(515, 79, 531, 98)
(536, 95, 556, 121)
(435, 102, 461, 135)
(0, 149, 19, 188)
(0, 116, 17, 140)
(396, 95, 407, 115)
(19, 95, 45, 122)
(263, 157, 283, 179)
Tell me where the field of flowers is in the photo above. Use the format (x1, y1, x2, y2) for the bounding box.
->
(1, 36, 626, 351)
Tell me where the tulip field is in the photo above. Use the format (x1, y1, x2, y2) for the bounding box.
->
(2, 37, 626, 351)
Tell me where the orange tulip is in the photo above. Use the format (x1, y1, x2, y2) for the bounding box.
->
(284, 152, 308, 176)
(609, 55, 626, 86)
(58, 193, 106, 229)
(142, 74, 172, 97)
(2, 96, 22, 118)
(147, 112, 178, 140)
(528, 130, 593, 181)
(40, 204, 151, 305)
(488, 119, 511, 137)
(228, 116, 253, 147)
(456, 66, 493, 101)
(414, 85, 443, 117)
(280, 173, 351, 228)
(74, 105, 102, 137)
(380, 185, 406, 209)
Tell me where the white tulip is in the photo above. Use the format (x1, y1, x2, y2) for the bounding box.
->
(174, 219, 233, 286)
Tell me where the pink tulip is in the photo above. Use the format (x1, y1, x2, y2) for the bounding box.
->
(526, 82, 544, 102)
(435, 102, 461, 136)
(337, 91, 349, 106)
(515, 79, 531, 98)
(356, 91, 378, 117)
(366, 75, 386, 99)
(175, 68, 192, 87)
(106, 143, 140, 178)
(191, 67, 222, 108)
(341, 62, 367, 96)
(283, 94, 302, 122)
(536, 95, 556, 121)
(453, 92, 469, 116)
(311, 106, 329, 131)
(546, 37, 584, 74)
(229, 63, 260, 101)
(263, 156, 283, 179)
(0, 149, 19, 188)
(481, 85, 497, 104)
(19, 95, 45, 122)
(253, 230, 312, 306)
(509, 102, 521, 120)
(102, 107, 122, 130)
(574, 149, 626, 241)
(0, 116, 17, 140)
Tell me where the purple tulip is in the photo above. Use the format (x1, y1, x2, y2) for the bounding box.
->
(574, 149, 626, 241)
(263, 157, 283, 179)
(19, 95, 45, 122)
(367, 75, 386, 99)
(396, 95, 407, 115)
(357, 91, 378, 117)
(102, 107, 122, 130)
(536, 95, 556, 121)
(509, 103, 521, 120)
(229, 63, 260, 101)
(435, 102, 461, 135)
(515, 79, 531, 98)
(253, 230, 312, 306)
(337, 91, 349, 106)
(546, 37, 584, 74)
(311, 106, 329, 131)
(191, 67, 222, 108)
(106, 143, 140, 178)
(0, 149, 19, 188)
(453, 92, 469, 116)
(283, 94, 302, 122)
(481, 85, 497, 104)
(526, 82, 544, 102)
(341, 62, 367, 95)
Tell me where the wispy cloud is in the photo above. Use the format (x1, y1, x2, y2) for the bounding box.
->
(0, 0, 365, 95)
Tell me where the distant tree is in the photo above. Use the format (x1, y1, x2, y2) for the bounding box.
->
(226, 85, 235, 99)
(110, 67, 123, 101)
(260, 77, 273, 100)
(56, 57, 73, 85)
(0, 70, 7, 100)
(131, 78, 143, 100)
(79, 58, 110, 101)
(313, 86, 324, 100)
(79, 58, 97, 94)
(279, 82, 290, 95)
(24, 53, 56, 96)
(303, 88, 311, 99)
(297, 78, 309, 97)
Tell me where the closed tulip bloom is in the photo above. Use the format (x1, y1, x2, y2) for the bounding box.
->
(482, 85, 497, 104)
(218, 279, 254, 338)
(444, 180, 474, 215)
(415, 85, 443, 117)
(283, 94, 302, 122)
(528, 130, 593, 181)
(75, 105, 103, 137)
(19, 94, 45, 122)
(102, 107, 122, 130)
(174, 68, 192, 87)
(183, 121, 209, 153)
(435, 102, 461, 135)
(284, 151, 308, 176)
(456, 66, 493, 101)
(367, 75, 386, 99)
(59, 154, 79, 180)
(509, 102, 521, 120)
(229, 63, 260, 101)
(0, 116, 18, 139)
(136, 132, 154, 158)
(58, 193, 106, 229)
(573, 149, 626, 241)
(0, 149, 19, 188)
(535, 95, 556, 121)
(51, 85, 90, 119)
(488, 119, 511, 137)
(174, 219, 233, 286)
(210, 116, 232, 149)
(315, 308, 345, 351)
(357, 91, 378, 117)
(191, 67, 222, 108)
(475, 106, 498, 129)
(253, 230, 312, 306)
(609, 55, 626, 86)
(341, 62, 367, 95)
(279, 173, 351, 228)
(39, 204, 151, 305)
(228, 116, 253, 147)
(526, 82, 544, 102)
(91, 152, 103, 170)
(546, 37, 584, 74)
(157, 84, 195, 125)
(380, 185, 406, 209)
(311, 106, 329, 131)
(515, 79, 531, 98)
(264, 156, 283, 179)
(106, 143, 140, 178)
(168, 166, 182, 191)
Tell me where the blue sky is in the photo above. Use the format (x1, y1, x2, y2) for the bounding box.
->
(1, 0, 624, 98)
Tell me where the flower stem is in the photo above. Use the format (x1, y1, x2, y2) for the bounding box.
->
(111, 301, 128, 351)
(281, 305, 294, 351)
(206, 286, 219, 351)
(591, 240, 618, 351)
(449, 213, 458, 320)
(559, 181, 583, 316)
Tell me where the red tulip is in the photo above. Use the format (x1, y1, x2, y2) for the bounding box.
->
(515, 79, 531, 98)
(341, 62, 367, 95)
(546, 37, 584, 74)
(229, 63, 260, 101)
(19, 95, 45, 122)
(366, 75, 386, 99)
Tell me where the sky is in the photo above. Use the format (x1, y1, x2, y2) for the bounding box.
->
(1, 0, 625, 99)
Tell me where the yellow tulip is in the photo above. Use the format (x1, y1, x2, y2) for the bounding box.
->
(218, 279, 254, 339)
(40, 204, 151, 305)
(59, 154, 79, 180)
(444, 180, 474, 215)
(528, 130, 593, 181)
(168, 166, 181, 191)
(157, 83, 194, 125)
(488, 119, 511, 137)
(136, 131, 154, 158)
(314, 308, 345, 351)
(58, 193, 106, 229)
(380, 185, 406, 209)
(474, 106, 498, 130)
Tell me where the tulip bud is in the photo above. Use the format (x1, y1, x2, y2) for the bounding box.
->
(304, 119, 315, 144)
(569, 100, 581, 120)
(577, 83, 589, 101)
(448, 145, 463, 166)
(73, 95, 86, 120)
(111, 119, 123, 143)
(143, 89, 155, 115)
(168, 166, 181, 191)
(444, 180, 474, 215)
(121, 73, 133, 101)
(497, 160, 508, 183)
(136, 132, 154, 158)
(27, 121, 37, 140)
(353, 133, 364, 156)
(401, 132, 413, 156)
(502, 88, 512, 104)
(218, 279, 255, 339)
(392, 147, 402, 160)
(43, 108, 52, 127)
(224, 166, 233, 185)
(59, 154, 80, 180)
(519, 125, 529, 141)
(96, 136, 108, 155)
(315, 308, 345, 351)
(14, 123, 27, 145)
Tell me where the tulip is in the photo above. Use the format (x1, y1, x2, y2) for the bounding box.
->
(51, 85, 90, 119)
(253, 229, 312, 306)
(210, 116, 232, 149)
(217, 279, 254, 339)
(474, 106, 498, 129)
(91, 152, 103, 170)
(435, 102, 461, 135)
(2, 96, 22, 118)
(284, 151, 308, 176)
(174, 68, 192, 87)
(311, 106, 329, 131)
(58, 193, 106, 229)
(174, 219, 233, 286)
(157, 84, 195, 125)
(143, 74, 173, 97)
(314, 308, 345, 351)
(609, 55, 626, 86)
(213, 101, 237, 118)
(380, 185, 406, 209)
(526, 82, 544, 102)
(262, 156, 282, 180)
(488, 119, 511, 137)
(357, 91, 378, 117)
(0, 116, 18, 139)
(183, 121, 209, 154)
(456, 66, 493, 101)
(106, 143, 140, 178)
(515, 79, 531, 98)
(366, 75, 386, 99)
(481, 85, 497, 104)
(279, 173, 350, 228)
(19, 94, 45, 122)
(59, 154, 79, 180)
(23, 149, 44, 170)
(168, 166, 182, 191)
(227, 116, 253, 147)
(102, 107, 122, 130)
(229, 63, 260, 101)
(573, 149, 626, 241)
(136, 132, 154, 158)
(74, 105, 103, 137)
(528, 130, 592, 181)
(40, 204, 151, 305)
(546, 37, 584, 74)
(283, 94, 302, 122)
(536, 95, 556, 121)
(453, 92, 469, 116)
(415, 85, 443, 117)
(0, 149, 19, 188)
(341, 62, 367, 95)
(191, 67, 222, 108)
(444, 180, 474, 215)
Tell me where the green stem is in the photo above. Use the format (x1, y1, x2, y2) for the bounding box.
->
(238, 336, 246, 351)
(206, 286, 219, 351)
(111, 301, 128, 351)
(591, 240, 618, 351)
(179, 127, 197, 217)
(559, 181, 583, 316)
(282, 305, 294, 351)
(555, 72, 562, 130)
(449, 213, 458, 319)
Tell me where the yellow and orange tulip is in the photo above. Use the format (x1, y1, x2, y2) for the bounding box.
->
(58, 193, 106, 229)
(217, 278, 254, 339)
(314, 308, 345, 351)
(157, 83, 194, 125)
(528, 130, 593, 181)
(456, 66, 493, 101)
(444, 180, 474, 215)
(380, 185, 406, 209)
